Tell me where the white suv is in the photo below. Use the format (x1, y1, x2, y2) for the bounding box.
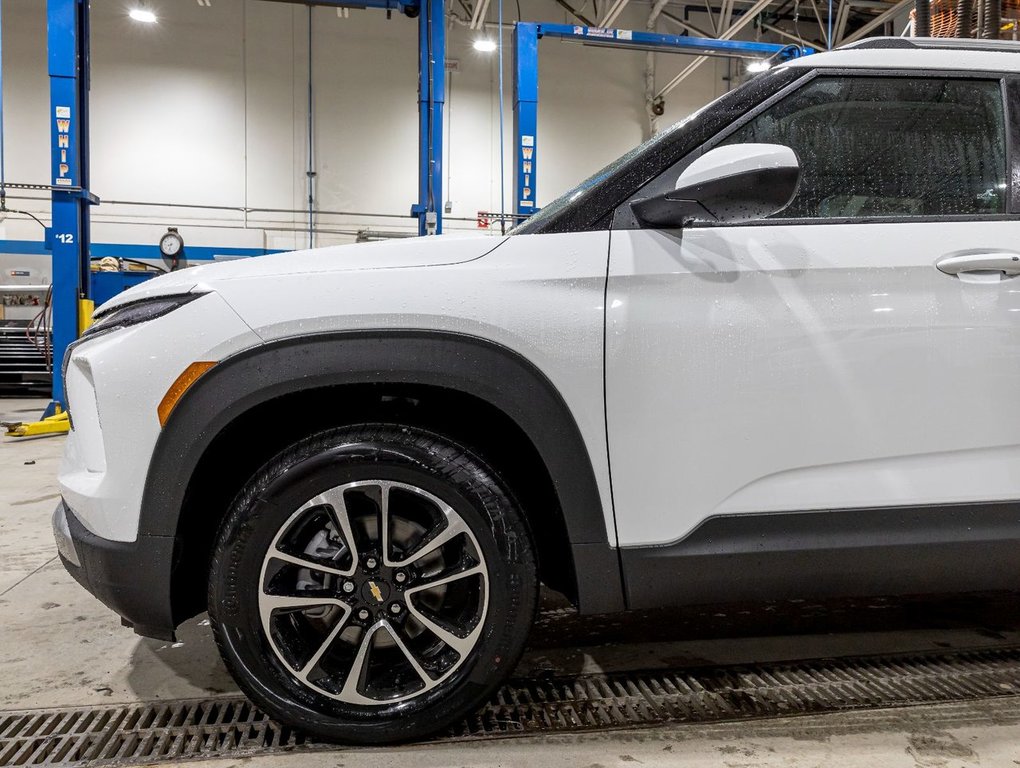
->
(55, 39, 1020, 743)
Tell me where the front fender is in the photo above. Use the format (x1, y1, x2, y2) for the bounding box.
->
(141, 330, 624, 623)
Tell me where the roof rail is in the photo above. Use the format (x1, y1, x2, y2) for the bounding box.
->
(842, 37, 1020, 53)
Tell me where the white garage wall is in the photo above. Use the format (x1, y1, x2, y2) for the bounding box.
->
(0, 0, 763, 254)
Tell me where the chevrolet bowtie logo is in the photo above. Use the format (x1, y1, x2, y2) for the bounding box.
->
(367, 581, 384, 603)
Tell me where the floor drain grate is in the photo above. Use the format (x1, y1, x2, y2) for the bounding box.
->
(2, 647, 1020, 766)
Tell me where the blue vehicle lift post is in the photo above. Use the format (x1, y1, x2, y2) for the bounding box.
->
(512, 22, 539, 219)
(46, 0, 97, 415)
(512, 22, 811, 222)
(411, 0, 445, 235)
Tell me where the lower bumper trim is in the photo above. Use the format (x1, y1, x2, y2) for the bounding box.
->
(56, 499, 179, 641)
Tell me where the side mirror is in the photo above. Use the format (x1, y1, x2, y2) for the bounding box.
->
(630, 143, 801, 229)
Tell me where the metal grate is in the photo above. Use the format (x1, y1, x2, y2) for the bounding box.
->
(0, 699, 306, 767)
(2, 647, 1020, 766)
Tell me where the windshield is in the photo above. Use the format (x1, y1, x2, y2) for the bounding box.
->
(510, 102, 716, 234)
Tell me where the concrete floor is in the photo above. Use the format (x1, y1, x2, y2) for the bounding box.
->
(2, 395, 1020, 766)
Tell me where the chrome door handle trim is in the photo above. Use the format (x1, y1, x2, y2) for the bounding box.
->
(936, 252, 1020, 277)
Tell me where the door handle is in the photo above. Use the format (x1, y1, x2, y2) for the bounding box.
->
(936, 252, 1020, 277)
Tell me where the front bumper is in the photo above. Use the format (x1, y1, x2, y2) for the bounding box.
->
(54, 499, 178, 641)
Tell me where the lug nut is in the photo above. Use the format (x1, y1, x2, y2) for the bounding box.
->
(394, 571, 407, 584)
(364, 556, 378, 569)
(357, 608, 370, 621)
(341, 580, 355, 594)
(389, 603, 402, 615)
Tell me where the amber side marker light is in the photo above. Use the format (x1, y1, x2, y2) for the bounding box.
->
(158, 361, 216, 427)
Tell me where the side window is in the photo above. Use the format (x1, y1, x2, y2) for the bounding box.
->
(721, 76, 1007, 220)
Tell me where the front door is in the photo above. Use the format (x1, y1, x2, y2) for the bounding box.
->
(606, 73, 1020, 553)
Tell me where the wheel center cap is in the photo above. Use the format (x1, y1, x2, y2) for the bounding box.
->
(361, 579, 391, 605)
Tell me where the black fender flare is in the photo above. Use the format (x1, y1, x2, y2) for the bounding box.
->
(140, 330, 625, 621)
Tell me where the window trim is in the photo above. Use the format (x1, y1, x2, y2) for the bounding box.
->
(616, 68, 1018, 230)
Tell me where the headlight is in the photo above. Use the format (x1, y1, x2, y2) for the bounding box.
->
(84, 293, 204, 339)
(63, 293, 205, 391)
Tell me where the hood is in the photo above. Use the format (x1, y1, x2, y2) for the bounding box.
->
(96, 234, 508, 314)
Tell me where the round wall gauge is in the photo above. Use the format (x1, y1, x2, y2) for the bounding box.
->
(159, 228, 184, 259)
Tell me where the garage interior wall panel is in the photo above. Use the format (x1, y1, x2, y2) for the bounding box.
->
(1, 0, 735, 253)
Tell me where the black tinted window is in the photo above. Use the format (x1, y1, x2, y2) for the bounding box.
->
(722, 77, 1007, 219)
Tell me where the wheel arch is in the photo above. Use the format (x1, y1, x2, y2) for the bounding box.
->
(139, 330, 624, 631)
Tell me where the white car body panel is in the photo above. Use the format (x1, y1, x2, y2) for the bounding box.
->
(607, 221, 1020, 546)
(94, 236, 507, 314)
(59, 232, 615, 544)
(59, 292, 262, 541)
(211, 232, 614, 534)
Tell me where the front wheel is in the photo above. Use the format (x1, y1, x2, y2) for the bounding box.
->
(208, 424, 538, 744)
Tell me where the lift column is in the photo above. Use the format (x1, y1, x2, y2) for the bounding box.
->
(513, 22, 539, 223)
(413, 0, 445, 235)
(47, 0, 96, 411)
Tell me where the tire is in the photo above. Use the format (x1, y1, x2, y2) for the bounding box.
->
(207, 424, 538, 744)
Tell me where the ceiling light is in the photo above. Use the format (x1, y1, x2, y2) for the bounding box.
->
(746, 60, 771, 73)
(473, 39, 498, 52)
(129, 9, 158, 23)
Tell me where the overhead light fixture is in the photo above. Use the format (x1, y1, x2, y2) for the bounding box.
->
(746, 60, 771, 73)
(129, 9, 158, 23)
(473, 39, 498, 52)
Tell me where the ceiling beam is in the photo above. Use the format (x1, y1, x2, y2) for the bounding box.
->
(552, 0, 596, 25)
(599, 0, 632, 27)
(719, 0, 736, 29)
(760, 21, 818, 46)
(703, 0, 719, 33)
(806, 0, 830, 47)
(840, 0, 912, 43)
(660, 10, 715, 38)
(654, 0, 774, 101)
(833, 0, 853, 44)
(469, 0, 489, 28)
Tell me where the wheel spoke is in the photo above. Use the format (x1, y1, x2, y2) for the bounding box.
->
(381, 620, 434, 686)
(260, 593, 346, 613)
(339, 622, 382, 704)
(405, 563, 485, 594)
(394, 515, 469, 567)
(405, 605, 477, 656)
(297, 604, 354, 681)
(298, 488, 359, 574)
(258, 592, 348, 652)
(379, 481, 393, 565)
(267, 546, 348, 577)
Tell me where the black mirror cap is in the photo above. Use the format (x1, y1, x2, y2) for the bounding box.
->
(630, 165, 801, 229)
(628, 195, 708, 229)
